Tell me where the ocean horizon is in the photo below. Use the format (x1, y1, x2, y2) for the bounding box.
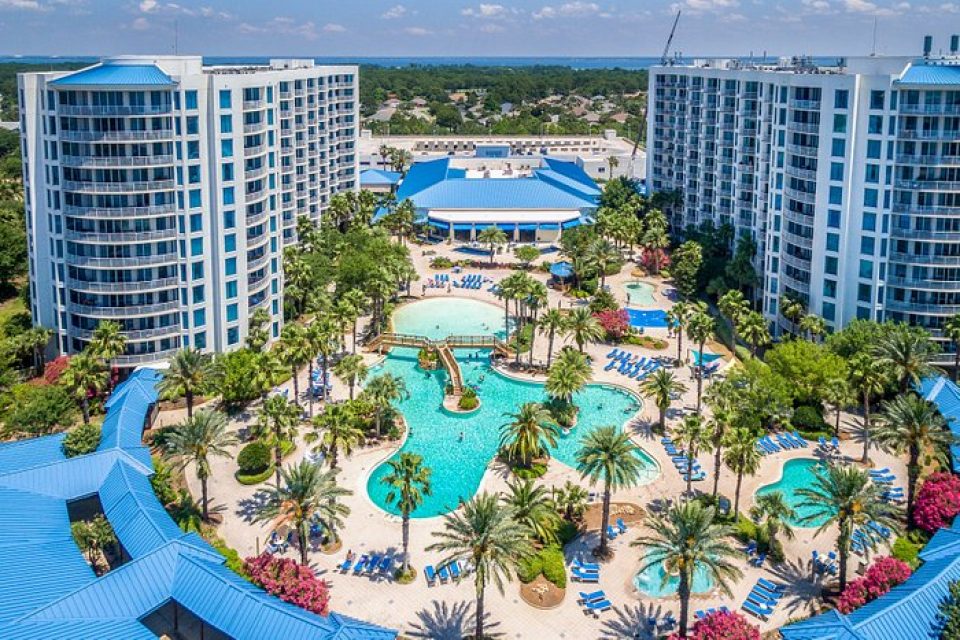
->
(0, 55, 843, 70)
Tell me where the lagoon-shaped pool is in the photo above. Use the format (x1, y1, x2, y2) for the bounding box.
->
(634, 555, 715, 598)
(624, 281, 657, 306)
(755, 457, 832, 528)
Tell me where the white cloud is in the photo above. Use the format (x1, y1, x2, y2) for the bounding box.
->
(841, 0, 905, 14)
(533, 1, 600, 19)
(131, 16, 149, 29)
(239, 16, 319, 39)
(668, 0, 740, 15)
(479, 22, 505, 32)
(138, 0, 156, 12)
(801, 0, 832, 12)
(381, 4, 408, 19)
(322, 22, 346, 32)
(403, 25, 432, 35)
(0, 0, 46, 11)
(462, 3, 508, 17)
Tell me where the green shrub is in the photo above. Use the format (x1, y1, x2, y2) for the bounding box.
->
(513, 461, 547, 479)
(458, 387, 479, 410)
(62, 421, 102, 458)
(237, 441, 271, 474)
(792, 404, 828, 433)
(734, 345, 753, 361)
(508, 323, 534, 353)
(207, 533, 250, 580)
(216, 349, 262, 407)
(429, 256, 453, 269)
(150, 456, 178, 506)
(734, 515, 758, 543)
(517, 552, 543, 583)
(540, 545, 567, 588)
(892, 536, 922, 569)
(2, 383, 76, 437)
(581, 278, 598, 294)
(588, 289, 618, 313)
(557, 520, 580, 546)
(235, 467, 274, 485)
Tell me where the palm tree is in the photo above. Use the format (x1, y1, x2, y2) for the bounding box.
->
(722, 427, 761, 515)
(499, 402, 560, 469)
(61, 351, 107, 424)
(341, 289, 368, 353)
(256, 394, 302, 488)
(428, 493, 533, 640)
(278, 323, 312, 406)
(525, 281, 549, 367)
(876, 393, 954, 522)
(253, 350, 286, 404)
(309, 402, 364, 469)
(310, 315, 340, 404)
(158, 348, 216, 419)
(21, 326, 52, 376)
(503, 478, 562, 544)
(718, 290, 749, 350)
(589, 237, 620, 288)
(477, 225, 508, 265)
(633, 502, 742, 638)
(874, 327, 940, 393)
(552, 480, 589, 522)
(673, 414, 711, 496)
(738, 311, 770, 357)
(796, 464, 902, 591)
(638, 368, 687, 433)
(685, 304, 715, 415)
(333, 354, 368, 400)
(945, 314, 960, 383)
(538, 307, 567, 368)
(750, 492, 796, 554)
(363, 373, 408, 437)
(545, 349, 590, 416)
(576, 425, 646, 557)
(380, 452, 432, 575)
(780, 296, 805, 335)
(704, 381, 734, 497)
(256, 460, 352, 565)
(799, 313, 827, 343)
(564, 307, 603, 353)
(823, 378, 855, 437)
(849, 353, 890, 463)
(247, 307, 272, 352)
(165, 410, 237, 521)
(89, 320, 127, 371)
(666, 300, 692, 364)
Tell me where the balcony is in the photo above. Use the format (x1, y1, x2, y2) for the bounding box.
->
(783, 186, 817, 204)
(67, 252, 179, 268)
(884, 299, 960, 315)
(892, 203, 960, 215)
(885, 275, 960, 291)
(61, 179, 176, 193)
(780, 251, 813, 271)
(888, 251, 960, 266)
(890, 226, 960, 241)
(112, 348, 181, 366)
(245, 164, 269, 179)
(73, 324, 180, 342)
(898, 129, 960, 141)
(780, 271, 811, 293)
(67, 299, 180, 317)
(895, 153, 960, 165)
(62, 204, 177, 219)
(66, 276, 180, 294)
(894, 179, 960, 191)
(899, 103, 960, 115)
(783, 229, 814, 249)
(783, 209, 814, 227)
(789, 99, 821, 110)
(63, 228, 178, 243)
(243, 121, 267, 135)
(59, 129, 174, 142)
(57, 104, 172, 116)
(60, 154, 174, 168)
(244, 144, 267, 157)
(247, 252, 271, 272)
(785, 165, 818, 181)
(785, 143, 819, 158)
(242, 99, 266, 110)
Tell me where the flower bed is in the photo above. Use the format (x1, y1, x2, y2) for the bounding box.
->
(243, 553, 331, 616)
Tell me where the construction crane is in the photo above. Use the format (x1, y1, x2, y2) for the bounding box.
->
(629, 10, 681, 171)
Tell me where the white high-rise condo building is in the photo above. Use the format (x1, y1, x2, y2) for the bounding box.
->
(18, 56, 358, 366)
(647, 38, 960, 357)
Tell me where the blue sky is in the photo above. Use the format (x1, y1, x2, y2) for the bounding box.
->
(0, 0, 955, 57)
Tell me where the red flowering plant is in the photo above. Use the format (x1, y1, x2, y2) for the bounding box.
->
(837, 556, 912, 614)
(243, 552, 331, 616)
(42, 355, 71, 385)
(641, 247, 670, 274)
(594, 309, 631, 341)
(913, 472, 960, 534)
(670, 611, 760, 640)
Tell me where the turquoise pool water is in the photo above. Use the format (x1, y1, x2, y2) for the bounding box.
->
(626, 308, 669, 328)
(755, 458, 831, 528)
(624, 281, 656, 306)
(634, 556, 715, 597)
(391, 296, 508, 339)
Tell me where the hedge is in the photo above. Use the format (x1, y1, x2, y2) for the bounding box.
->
(237, 441, 271, 474)
(518, 545, 566, 588)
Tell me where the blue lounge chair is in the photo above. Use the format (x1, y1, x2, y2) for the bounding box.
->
(437, 564, 450, 582)
(870, 467, 891, 475)
(616, 517, 628, 534)
(379, 555, 394, 574)
(742, 600, 772, 620)
(449, 561, 462, 580)
(792, 432, 809, 447)
(575, 558, 600, 571)
(746, 589, 777, 606)
(831, 436, 840, 449)
(352, 554, 369, 575)
(425, 565, 437, 585)
(584, 599, 612, 614)
(757, 578, 783, 593)
(606, 524, 619, 540)
(744, 540, 757, 555)
(695, 610, 706, 619)
(607, 349, 619, 358)
(750, 552, 767, 567)
(366, 554, 382, 574)
(339, 557, 353, 572)
(604, 360, 617, 371)
(578, 590, 606, 603)
(753, 584, 783, 601)
(818, 436, 828, 449)
(572, 568, 600, 583)
(719, 606, 730, 614)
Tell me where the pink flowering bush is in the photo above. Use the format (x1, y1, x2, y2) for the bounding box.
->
(244, 553, 330, 616)
(594, 309, 630, 341)
(670, 611, 760, 640)
(837, 556, 912, 614)
(641, 248, 670, 274)
(913, 472, 960, 533)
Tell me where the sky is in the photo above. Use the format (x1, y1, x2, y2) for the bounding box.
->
(0, 0, 956, 58)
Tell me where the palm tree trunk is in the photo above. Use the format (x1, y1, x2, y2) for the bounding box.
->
(300, 522, 309, 565)
(834, 407, 842, 437)
(838, 529, 850, 592)
(275, 426, 283, 489)
(401, 513, 410, 573)
(529, 310, 538, 367)
(201, 475, 209, 521)
(954, 343, 960, 383)
(676, 331, 684, 364)
(685, 450, 694, 497)
(504, 304, 510, 342)
(81, 396, 90, 425)
(352, 320, 358, 354)
(349, 379, 355, 400)
(308, 364, 315, 417)
(678, 572, 691, 638)
(712, 446, 722, 497)
(547, 331, 555, 368)
(907, 447, 919, 523)
(475, 583, 486, 639)
(292, 365, 300, 406)
(375, 410, 382, 438)
(598, 484, 611, 555)
(659, 406, 666, 433)
(322, 354, 329, 402)
(861, 394, 871, 463)
(733, 470, 744, 515)
(186, 389, 194, 419)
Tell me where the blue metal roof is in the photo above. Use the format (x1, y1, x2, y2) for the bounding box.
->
(919, 375, 960, 472)
(896, 63, 960, 86)
(360, 168, 402, 186)
(0, 366, 397, 640)
(51, 63, 175, 87)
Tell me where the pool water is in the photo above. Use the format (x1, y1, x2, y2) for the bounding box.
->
(366, 348, 659, 517)
(755, 458, 832, 528)
(691, 350, 722, 367)
(624, 281, 657, 306)
(391, 297, 508, 340)
(626, 308, 669, 328)
(634, 556, 715, 597)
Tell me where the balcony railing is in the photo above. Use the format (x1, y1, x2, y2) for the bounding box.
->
(895, 154, 960, 165)
(66, 276, 180, 294)
(888, 251, 960, 266)
(60, 154, 174, 168)
(61, 179, 175, 193)
(895, 179, 960, 191)
(112, 348, 181, 366)
(58, 104, 172, 116)
(67, 253, 179, 268)
(59, 129, 174, 142)
(899, 103, 960, 115)
(789, 99, 821, 110)
(63, 204, 176, 218)
(67, 299, 180, 317)
(898, 129, 960, 140)
(885, 275, 960, 291)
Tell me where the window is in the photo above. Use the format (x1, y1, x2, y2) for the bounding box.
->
(185, 90, 198, 110)
(186, 116, 199, 135)
(858, 283, 872, 303)
(225, 257, 236, 276)
(870, 90, 885, 110)
(823, 279, 837, 298)
(227, 327, 239, 345)
(861, 237, 875, 255)
(865, 164, 879, 184)
(833, 114, 847, 133)
(188, 165, 201, 184)
(189, 189, 201, 208)
(828, 210, 841, 229)
(191, 262, 204, 280)
(857, 306, 871, 320)
(825, 256, 838, 275)
(224, 233, 236, 252)
(830, 162, 844, 181)
(192, 284, 205, 303)
(223, 187, 235, 205)
(224, 210, 236, 229)
(222, 163, 234, 181)
(822, 302, 836, 321)
(190, 237, 203, 256)
(867, 140, 881, 159)
(859, 259, 873, 279)
(868, 115, 883, 134)
(193, 308, 206, 327)
(829, 186, 843, 205)
(190, 213, 202, 232)
(826, 233, 839, 251)
(227, 303, 238, 322)
(226, 280, 238, 299)
(862, 211, 876, 231)
(194, 331, 207, 350)
(864, 188, 878, 208)
(221, 139, 233, 157)
(219, 89, 231, 109)
(834, 89, 849, 109)
(831, 138, 845, 157)
(187, 140, 200, 160)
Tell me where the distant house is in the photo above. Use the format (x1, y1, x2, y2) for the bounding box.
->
(583, 112, 601, 124)
(448, 91, 467, 102)
(384, 98, 401, 108)
(370, 106, 396, 122)
(411, 97, 428, 107)
(609, 112, 630, 124)
(500, 102, 514, 115)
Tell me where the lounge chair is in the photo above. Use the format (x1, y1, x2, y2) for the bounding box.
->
(351, 555, 369, 575)
(661, 614, 677, 629)
(572, 568, 600, 583)
(792, 431, 809, 447)
(575, 558, 600, 571)
(869, 467, 891, 475)
(719, 606, 731, 614)
(831, 437, 840, 449)
(584, 599, 613, 615)
(695, 610, 706, 619)
(750, 552, 767, 567)
(746, 589, 777, 607)
(744, 540, 757, 555)
(339, 557, 354, 572)
(606, 524, 619, 540)
(578, 590, 606, 603)
(753, 584, 783, 601)
(616, 517, 628, 534)
(425, 565, 437, 585)
(437, 564, 450, 582)
(742, 600, 772, 620)
(818, 436, 829, 449)
(757, 578, 783, 593)
(366, 554, 382, 574)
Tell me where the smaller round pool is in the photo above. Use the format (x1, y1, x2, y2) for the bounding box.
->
(625, 281, 656, 306)
(634, 556, 714, 598)
(755, 457, 832, 528)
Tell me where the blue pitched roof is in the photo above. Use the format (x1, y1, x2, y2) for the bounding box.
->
(919, 375, 960, 472)
(896, 63, 960, 86)
(51, 63, 175, 87)
(0, 366, 397, 640)
(360, 168, 402, 186)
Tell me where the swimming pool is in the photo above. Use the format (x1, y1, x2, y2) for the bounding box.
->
(626, 308, 669, 328)
(624, 281, 656, 306)
(391, 296, 508, 339)
(755, 458, 832, 528)
(634, 555, 715, 598)
(691, 350, 722, 367)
